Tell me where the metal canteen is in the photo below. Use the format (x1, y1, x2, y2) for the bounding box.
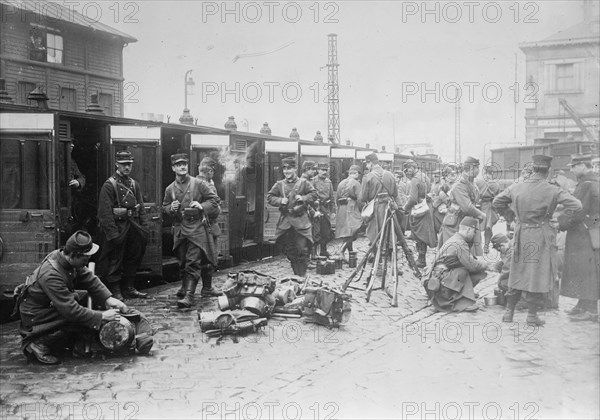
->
(240, 296, 266, 316)
(99, 317, 135, 351)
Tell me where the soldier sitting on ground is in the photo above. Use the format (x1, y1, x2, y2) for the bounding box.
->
(489, 233, 513, 300)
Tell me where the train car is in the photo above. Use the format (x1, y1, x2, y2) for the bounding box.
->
(490, 140, 599, 185)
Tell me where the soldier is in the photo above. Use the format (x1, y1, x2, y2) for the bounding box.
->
(197, 156, 223, 255)
(394, 169, 409, 233)
(335, 165, 363, 257)
(402, 160, 436, 268)
(162, 153, 221, 309)
(424, 217, 487, 312)
(438, 156, 486, 256)
(267, 157, 318, 276)
(17, 231, 129, 364)
(475, 164, 501, 253)
(494, 155, 582, 326)
(300, 160, 317, 258)
(312, 162, 335, 257)
(559, 154, 599, 322)
(428, 169, 445, 235)
(96, 151, 149, 300)
(360, 153, 398, 247)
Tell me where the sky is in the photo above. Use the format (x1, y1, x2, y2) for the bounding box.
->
(84, 0, 588, 162)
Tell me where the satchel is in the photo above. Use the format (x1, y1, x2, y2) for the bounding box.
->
(411, 199, 429, 216)
(361, 199, 375, 222)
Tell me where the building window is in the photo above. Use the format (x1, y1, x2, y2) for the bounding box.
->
(99, 93, 113, 116)
(555, 63, 575, 91)
(46, 33, 63, 64)
(60, 87, 77, 111)
(29, 26, 63, 64)
(17, 81, 36, 105)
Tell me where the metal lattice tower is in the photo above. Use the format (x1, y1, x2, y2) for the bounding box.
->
(327, 34, 340, 144)
(454, 100, 461, 163)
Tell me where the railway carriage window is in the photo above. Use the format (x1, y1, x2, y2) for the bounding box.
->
(0, 139, 50, 209)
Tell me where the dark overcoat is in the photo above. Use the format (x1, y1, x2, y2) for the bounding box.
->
(335, 177, 362, 238)
(559, 171, 600, 300)
(19, 250, 112, 347)
(359, 165, 398, 245)
(475, 177, 501, 230)
(493, 173, 582, 293)
(404, 170, 436, 247)
(162, 175, 221, 266)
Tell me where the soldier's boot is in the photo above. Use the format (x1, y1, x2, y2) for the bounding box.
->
(526, 303, 546, 326)
(175, 273, 186, 298)
(416, 243, 427, 268)
(200, 268, 222, 298)
(122, 277, 149, 299)
(502, 296, 518, 322)
(296, 261, 308, 277)
(107, 282, 123, 300)
(24, 339, 60, 365)
(177, 277, 198, 309)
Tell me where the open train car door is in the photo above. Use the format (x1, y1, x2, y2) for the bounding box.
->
(189, 133, 233, 266)
(331, 146, 356, 190)
(0, 113, 56, 297)
(262, 140, 298, 243)
(109, 125, 162, 277)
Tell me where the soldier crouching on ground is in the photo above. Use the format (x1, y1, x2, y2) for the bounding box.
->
(424, 217, 488, 312)
(162, 153, 221, 309)
(17, 231, 130, 365)
(267, 157, 318, 276)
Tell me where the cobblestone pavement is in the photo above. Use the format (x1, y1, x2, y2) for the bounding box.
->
(1, 236, 598, 420)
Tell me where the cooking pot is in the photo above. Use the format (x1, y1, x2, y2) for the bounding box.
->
(99, 317, 135, 351)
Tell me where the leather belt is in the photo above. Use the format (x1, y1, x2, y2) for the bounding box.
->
(518, 221, 547, 228)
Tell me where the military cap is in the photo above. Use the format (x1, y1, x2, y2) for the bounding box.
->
(490, 233, 509, 248)
(364, 153, 379, 164)
(115, 150, 134, 164)
(567, 154, 592, 166)
(64, 230, 99, 256)
(281, 157, 297, 168)
(531, 155, 552, 167)
(199, 157, 217, 171)
(348, 165, 361, 173)
(463, 156, 480, 166)
(403, 159, 417, 168)
(459, 216, 479, 230)
(302, 160, 316, 171)
(317, 162, 329, 170)
(170, 153, 189, 165)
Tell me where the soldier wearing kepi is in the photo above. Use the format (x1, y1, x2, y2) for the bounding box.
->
(438, 156, 486, 256)
(312, 162, 335, 257)
(162, 153, 221, 308)
(494, 155, 582, 326)
(559, 154, 600, 322)
(267, 157, 318, 276)
(97, 151, 149, 300)
(402, 159, 437, 267)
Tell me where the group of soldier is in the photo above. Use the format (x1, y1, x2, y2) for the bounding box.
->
(16, 150, 224, 364)
(15, 146, 600, 365)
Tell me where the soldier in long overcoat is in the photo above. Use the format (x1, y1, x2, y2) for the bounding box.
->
(335, 165, 363, 256)
(494, 155, 582, 326)
(360, 153, 398, 246)
(96, 151, 149, 300)
(267, 157, 318, 276)
(402, 160, 437, 267)
(162, 154, 221, 308)
(559, 154, 600, 321)
(475, 164, 501, 253)
(438, 156, 486, 256)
